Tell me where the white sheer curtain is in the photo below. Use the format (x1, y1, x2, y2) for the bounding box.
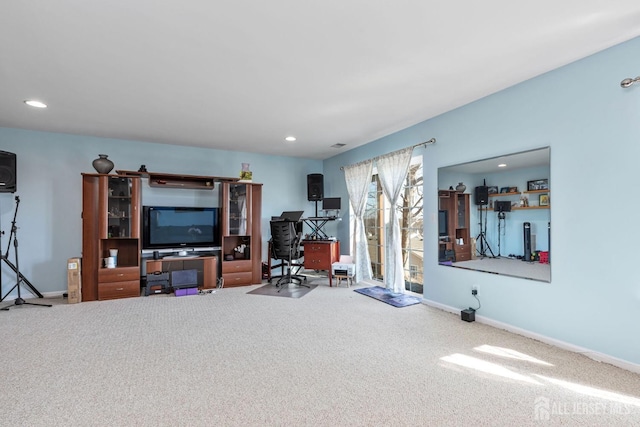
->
(344, 159, 373, 283)
(376, 147, 413, 293)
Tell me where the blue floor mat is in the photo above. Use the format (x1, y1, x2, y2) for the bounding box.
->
(354, 286, 422, 308)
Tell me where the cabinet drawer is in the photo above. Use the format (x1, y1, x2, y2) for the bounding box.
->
(455, 252, 471, 262)
(304, 244, 326, 254)
(454, 244, 471, 262)
(98, 280, 140, 300)
(223, 271, 253, 287)
(304, 257, 328, 269)
(222, 260, 252, 273)
(98, 267, 139, 283)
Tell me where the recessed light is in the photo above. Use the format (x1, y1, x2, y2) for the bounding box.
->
(498, 163, 507, 168)
(285, 136, 296, 142)
(24, 100, 47, 108)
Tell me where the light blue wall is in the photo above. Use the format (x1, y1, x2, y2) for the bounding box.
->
(0, 128, 322, 298)
(323, 36, 640, 365)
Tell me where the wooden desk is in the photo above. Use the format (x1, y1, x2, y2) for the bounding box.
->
(302, 240, 340, 286)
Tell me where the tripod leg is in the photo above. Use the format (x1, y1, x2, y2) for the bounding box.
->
(0, 257, 44, 299)
(1, 298, 53, 310)
(0, 200, 51, 310)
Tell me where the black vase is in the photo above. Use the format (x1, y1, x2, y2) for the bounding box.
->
(92, 154, 114, 174)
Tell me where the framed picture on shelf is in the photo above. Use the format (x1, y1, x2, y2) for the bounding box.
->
(500, 187, 509, 193)
(508, 186, 518, 193)
(539, 194, 549, 206)
(527, 179, 549, 191)
(487, 186, 498, 194)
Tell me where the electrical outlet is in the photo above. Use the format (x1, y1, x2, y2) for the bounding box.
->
(471, 285, 478, 296)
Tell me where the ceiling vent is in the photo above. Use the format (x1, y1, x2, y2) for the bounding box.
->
(331, 143, 346, 149)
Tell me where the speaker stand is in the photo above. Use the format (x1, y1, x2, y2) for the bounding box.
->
(1, 196, 50, 308)
(496, 211, 506, 257)
(475, 205, 495, 259)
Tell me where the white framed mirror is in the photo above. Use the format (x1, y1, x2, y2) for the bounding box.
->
(437, 147, 550, 282)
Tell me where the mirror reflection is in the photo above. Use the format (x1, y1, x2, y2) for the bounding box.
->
(437, 147, 550, 282)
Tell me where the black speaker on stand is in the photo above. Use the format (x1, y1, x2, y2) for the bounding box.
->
(474, 185, 494, 258)
(523, 222, 532, 262)
(474, 185, 488, 206)
(0, 151, 17, 193)
(307, 174, 324, 201)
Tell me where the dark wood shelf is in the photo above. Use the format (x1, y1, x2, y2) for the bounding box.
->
(483, 205, 550, 211)
(489, 191, 520, 197)
(115, 170, 240, 190)
(148, 173, 216, 190)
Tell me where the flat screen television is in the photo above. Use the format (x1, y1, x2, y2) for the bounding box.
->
(438, 209, 449, 237)
(142, 206, 220, 250)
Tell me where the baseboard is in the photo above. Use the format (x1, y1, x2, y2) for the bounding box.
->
(42, 291, 66, 298)
(422, 298, 640, 375)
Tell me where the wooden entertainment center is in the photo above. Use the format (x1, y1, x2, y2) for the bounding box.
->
(81, 172, 262, 301)
(438, 189, 471, 262)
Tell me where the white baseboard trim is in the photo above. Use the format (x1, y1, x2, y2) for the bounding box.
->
(422, 298, 640, 375)
(42, 291, 66, 298)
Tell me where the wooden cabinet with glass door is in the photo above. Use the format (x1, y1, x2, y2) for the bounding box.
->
(221, 182, 262, 286)
(438, 190, 471, 262)
(81, 174, 141, 301)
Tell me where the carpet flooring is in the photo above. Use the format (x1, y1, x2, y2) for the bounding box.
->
(1, 282, 639, 426)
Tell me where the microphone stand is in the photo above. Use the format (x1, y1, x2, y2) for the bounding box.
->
(1, 196, 52, 310)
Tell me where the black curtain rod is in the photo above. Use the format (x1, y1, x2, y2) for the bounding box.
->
(340, 138, 436, 170)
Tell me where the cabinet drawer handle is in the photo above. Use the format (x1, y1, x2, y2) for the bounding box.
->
(116, 288, 124, 291)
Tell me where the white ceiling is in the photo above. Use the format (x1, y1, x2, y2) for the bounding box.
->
(2, 1, 640, 160)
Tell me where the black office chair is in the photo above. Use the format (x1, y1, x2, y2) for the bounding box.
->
(269, 220, 308, 291)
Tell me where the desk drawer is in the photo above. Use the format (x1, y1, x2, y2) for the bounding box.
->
(98, 280, 140, 300)
(304, 257, 328, 269)
(304, 246, 330, 264)
(304, 244, 326, 254)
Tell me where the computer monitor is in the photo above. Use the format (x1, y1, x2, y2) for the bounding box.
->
(322, 197, 341, 211)
(495, 201, 512, 212)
